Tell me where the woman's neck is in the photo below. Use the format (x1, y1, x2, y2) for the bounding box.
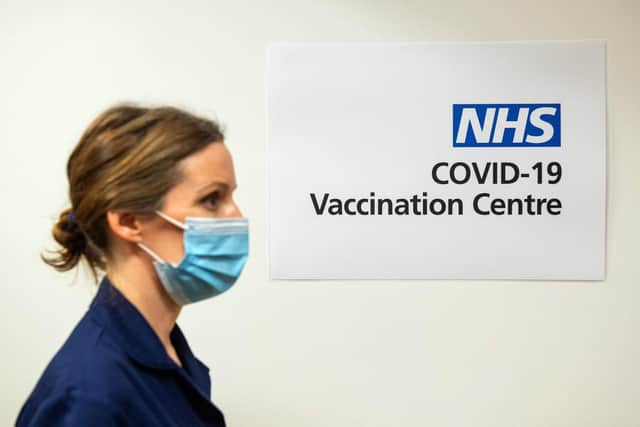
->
(105, 256, 182, 365)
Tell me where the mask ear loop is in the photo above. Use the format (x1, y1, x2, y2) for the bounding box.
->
(155, 210, 189, 230)
(137, 210, 188, 268)
(138, 242, 169, 265)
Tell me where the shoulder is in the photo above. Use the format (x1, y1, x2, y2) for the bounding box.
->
(61, 310, 143, 398)
(16, 386, 124, 427)
(16, 312, 137, 426)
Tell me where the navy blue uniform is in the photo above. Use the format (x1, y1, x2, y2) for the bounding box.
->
(16, 275, 226, 426)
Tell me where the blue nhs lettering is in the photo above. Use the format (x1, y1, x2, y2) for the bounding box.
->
(452, 104, 561, 147)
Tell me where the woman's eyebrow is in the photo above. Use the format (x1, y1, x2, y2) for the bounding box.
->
(196, 181, 238, 194)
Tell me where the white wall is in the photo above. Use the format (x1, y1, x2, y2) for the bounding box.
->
(1, 1, 638, 426)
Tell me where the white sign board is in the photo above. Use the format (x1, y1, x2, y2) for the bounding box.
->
(267, 41, 606, 280)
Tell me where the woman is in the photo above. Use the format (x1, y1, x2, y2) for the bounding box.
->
(15, 103, 249, 426)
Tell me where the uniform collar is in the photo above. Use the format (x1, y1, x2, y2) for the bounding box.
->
(88, 275, 211, 394)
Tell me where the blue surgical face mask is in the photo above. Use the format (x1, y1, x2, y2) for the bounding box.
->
(137, 210, 249, 305)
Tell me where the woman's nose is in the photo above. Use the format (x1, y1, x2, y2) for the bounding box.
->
(225, 198, 243, 218)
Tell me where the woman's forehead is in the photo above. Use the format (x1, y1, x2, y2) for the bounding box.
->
(180, 143, 237, 190)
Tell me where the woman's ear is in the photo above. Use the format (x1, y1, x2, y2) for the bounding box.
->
(106, 211, 144, 244)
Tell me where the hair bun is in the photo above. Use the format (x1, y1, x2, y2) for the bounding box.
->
(41, 208, 87, 272)
(60, 211, 79, 233)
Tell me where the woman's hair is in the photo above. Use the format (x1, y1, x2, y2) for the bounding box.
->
(41, 102, 225, 284)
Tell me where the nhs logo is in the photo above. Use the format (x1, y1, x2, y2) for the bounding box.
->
(452, 103, 561, 147)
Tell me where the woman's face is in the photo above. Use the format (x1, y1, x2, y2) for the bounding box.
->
(139, 142, 242, 266)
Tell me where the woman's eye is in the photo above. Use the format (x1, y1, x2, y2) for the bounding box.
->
(203, 192, 220, 209)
